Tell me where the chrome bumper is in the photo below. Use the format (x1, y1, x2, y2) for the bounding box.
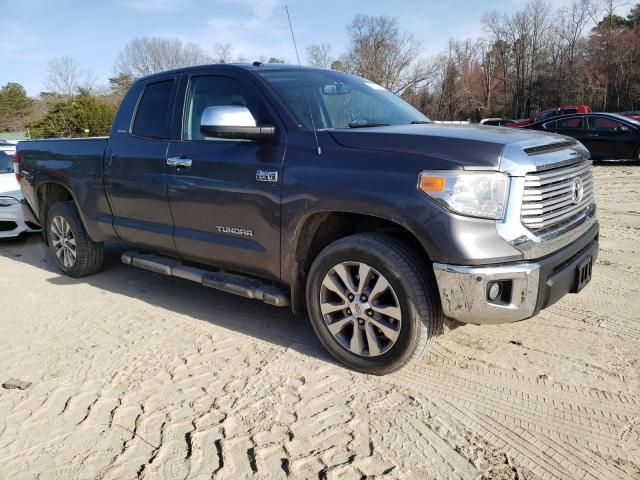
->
(432, 262, 540, 324)
(432, 224, 599, 325)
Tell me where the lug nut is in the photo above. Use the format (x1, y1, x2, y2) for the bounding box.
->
(367, 309, 374, 316)
(361, 295, 367, 301)
(358, 318, 365, 325)
(346, 308, 352, 315)
(348, 294, 354, 301)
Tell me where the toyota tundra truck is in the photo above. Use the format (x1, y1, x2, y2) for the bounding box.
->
(15, 64, 598, 374)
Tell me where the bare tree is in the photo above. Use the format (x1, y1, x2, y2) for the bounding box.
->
(341, 15, 432, 94)
(306, 43, 333, 68)
(215, 43, 235, 64)
(552, 0, 593, 103)
(482, 1, 552, 117)
(46, 56, 95, 96)
(114, 37, 213, 78)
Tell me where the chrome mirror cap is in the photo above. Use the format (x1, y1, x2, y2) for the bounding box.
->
(200, 106, 257, 128)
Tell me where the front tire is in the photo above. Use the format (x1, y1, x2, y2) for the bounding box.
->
(306, 233, 442, 375)
(46, 202, 104, 278)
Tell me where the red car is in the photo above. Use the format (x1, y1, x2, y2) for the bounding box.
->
(507, 105, 591, 128)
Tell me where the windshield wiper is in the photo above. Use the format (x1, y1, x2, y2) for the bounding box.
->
(348, 122, 390, 128)
(410, 120, 432, 124)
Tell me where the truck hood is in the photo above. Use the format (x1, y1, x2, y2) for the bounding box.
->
(328, 123, 566, 169)
(0, 173, 21, 199)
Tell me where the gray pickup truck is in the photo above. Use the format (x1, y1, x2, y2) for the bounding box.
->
(16, 64, 598, 374)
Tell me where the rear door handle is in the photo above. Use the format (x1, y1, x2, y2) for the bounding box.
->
(167, 157, 193, 168)
(105, 149, 114, 170)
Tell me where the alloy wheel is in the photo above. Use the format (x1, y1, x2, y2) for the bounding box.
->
(319, 261, 402, 357)
(50, 215, 77, 268)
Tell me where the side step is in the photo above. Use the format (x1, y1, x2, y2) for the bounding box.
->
(121, 250, 290, 307)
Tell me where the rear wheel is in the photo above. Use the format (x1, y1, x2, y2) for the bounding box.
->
(46, 202, 104, 278)
(306, 233, 442, 375)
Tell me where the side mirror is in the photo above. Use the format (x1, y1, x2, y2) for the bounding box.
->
(200, 106, 275, 142)
(616, 125, 630, 133)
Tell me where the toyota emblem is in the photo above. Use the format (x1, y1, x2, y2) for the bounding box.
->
(572, 177, 584, 204)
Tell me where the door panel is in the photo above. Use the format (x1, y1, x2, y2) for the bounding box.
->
(587, 116, 637, 159)
(105, 78, 178, 255)
(166, 73, 285, 280)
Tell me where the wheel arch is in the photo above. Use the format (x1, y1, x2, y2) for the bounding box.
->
(35, 181, 86, 245)
(287, 210, 432, 315)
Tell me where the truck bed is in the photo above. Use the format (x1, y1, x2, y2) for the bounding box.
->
(17, 137, 113, 241)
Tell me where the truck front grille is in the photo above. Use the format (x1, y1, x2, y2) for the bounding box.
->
(521, 160, 594, 233)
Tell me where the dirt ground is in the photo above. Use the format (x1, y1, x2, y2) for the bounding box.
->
(0, 163, 638, 480)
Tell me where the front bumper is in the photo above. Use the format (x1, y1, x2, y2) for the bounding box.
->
(432, 222, 599, 324)
(0, 200, 40, 239)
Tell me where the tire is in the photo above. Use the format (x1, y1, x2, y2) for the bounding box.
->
(306, 233, 443, 375)
(46, 201, 104, 278)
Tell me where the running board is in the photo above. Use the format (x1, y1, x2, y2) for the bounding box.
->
(121, 250, 290, 307)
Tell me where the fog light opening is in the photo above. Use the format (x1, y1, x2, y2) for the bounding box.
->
(487, 280, 513, 305)
(488, 282, 502, 301)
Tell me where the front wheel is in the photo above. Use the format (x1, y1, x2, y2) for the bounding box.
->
(306, 233, 442, 375)
(46, 201, 104, 278)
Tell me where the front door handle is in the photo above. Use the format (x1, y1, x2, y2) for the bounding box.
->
(167, 157, 193, 168)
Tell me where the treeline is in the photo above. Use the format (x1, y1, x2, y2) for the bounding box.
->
(0, 39, 286, 138)
(2, 0, 639, 138)
(311, 0, 640, 121)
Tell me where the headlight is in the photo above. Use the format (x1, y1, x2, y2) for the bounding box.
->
(418, 171, 509, 220)
(0, 197, 19, 207)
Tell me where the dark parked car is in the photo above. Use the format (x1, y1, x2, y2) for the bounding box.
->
(16, 64, 598, 374)
(522, 112, 640, 161)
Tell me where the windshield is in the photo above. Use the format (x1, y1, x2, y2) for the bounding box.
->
(0, 151, 12, 173)
(258, 69, 431, 129)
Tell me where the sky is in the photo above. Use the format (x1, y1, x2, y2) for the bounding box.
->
(0, 0, 625, 96)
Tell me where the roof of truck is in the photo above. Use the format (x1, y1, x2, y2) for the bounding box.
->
(137, 63, 323, 82)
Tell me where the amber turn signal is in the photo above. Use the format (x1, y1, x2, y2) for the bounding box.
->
(418, 176, 446, 193)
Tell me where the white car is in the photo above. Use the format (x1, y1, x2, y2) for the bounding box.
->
(0, 144, 40, 238)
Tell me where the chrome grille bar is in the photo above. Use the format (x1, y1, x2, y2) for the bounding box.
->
(520, 160, 594, 233)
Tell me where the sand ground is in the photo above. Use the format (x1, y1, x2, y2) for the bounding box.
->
(0, 163, 638, 480)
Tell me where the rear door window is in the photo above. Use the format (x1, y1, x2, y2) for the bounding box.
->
(132, 79, 175, 140)
(556, 117, 585, 129)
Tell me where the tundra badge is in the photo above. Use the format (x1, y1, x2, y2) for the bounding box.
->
(216, 226, 254, 237)
(256, 170, 278, 182)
